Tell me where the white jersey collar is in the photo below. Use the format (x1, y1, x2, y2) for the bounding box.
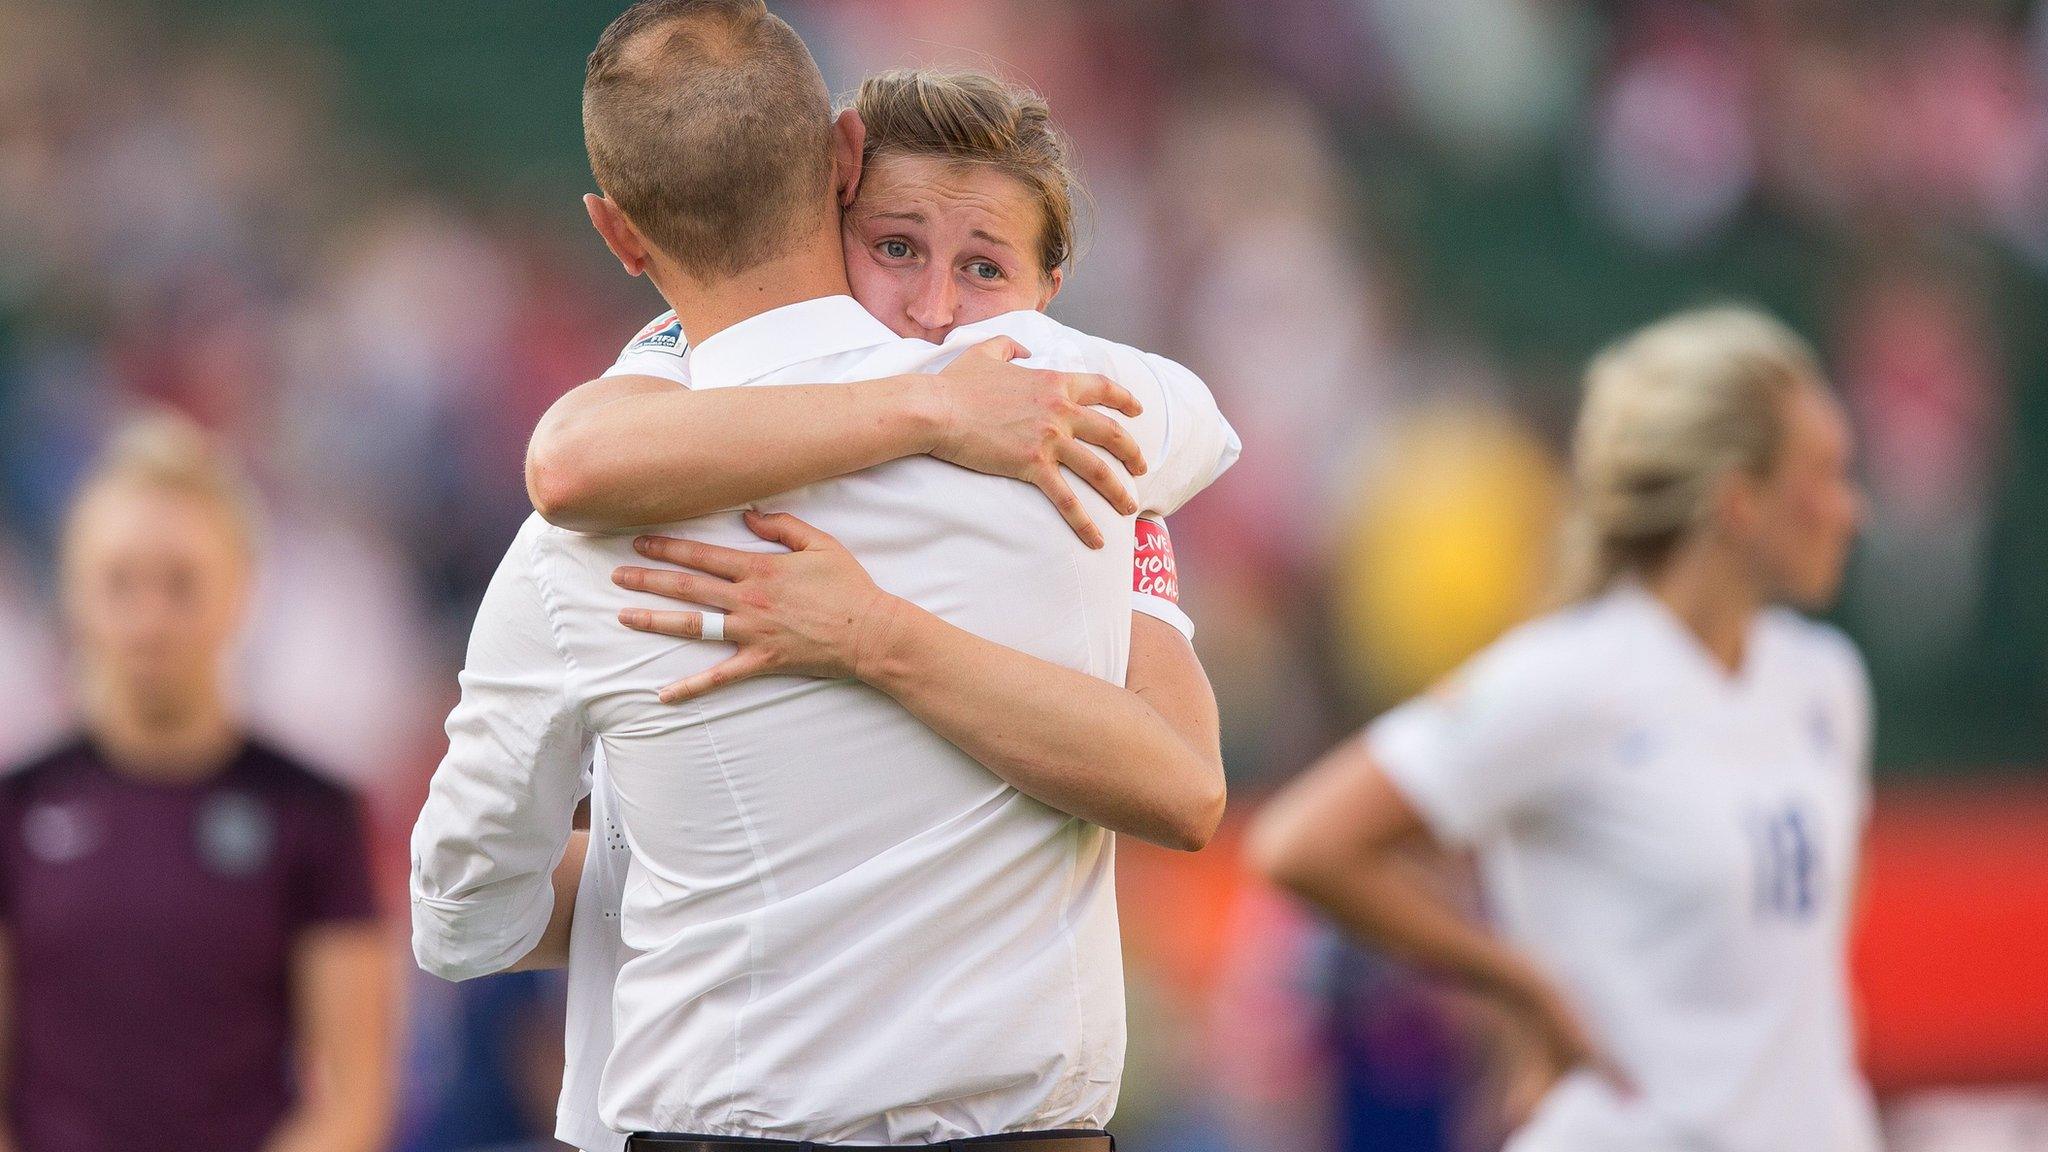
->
(685, 294, 898, 390)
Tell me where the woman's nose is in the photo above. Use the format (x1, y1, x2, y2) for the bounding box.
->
(908, 271, 956, 335)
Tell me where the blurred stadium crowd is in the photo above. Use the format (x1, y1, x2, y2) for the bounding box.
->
(2, 0, 2045, 1149)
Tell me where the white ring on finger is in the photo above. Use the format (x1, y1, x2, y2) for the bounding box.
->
(700, 611, 726, 642)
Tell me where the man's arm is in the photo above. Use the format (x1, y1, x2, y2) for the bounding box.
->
(526, 338, 1147, 546)
(616, 512, 1226, 851)
(410, 524, 590, 981)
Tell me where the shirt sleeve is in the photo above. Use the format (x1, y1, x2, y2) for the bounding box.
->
(410, 519, 590, 982)
(1366, 630, 1599, 846)
(599, 311, 691, 384)
(1127, 350, 1240, 517)
(1131, 516, 1194, 641)
(945, 314, 1239, 517)
(289, 785, 378, 930)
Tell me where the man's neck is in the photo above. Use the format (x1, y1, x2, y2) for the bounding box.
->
(651, 226, 852, 347)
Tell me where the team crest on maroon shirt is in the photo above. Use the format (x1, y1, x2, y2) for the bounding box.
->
(197, 792, 274, 876)
(22, 802, 98, 864)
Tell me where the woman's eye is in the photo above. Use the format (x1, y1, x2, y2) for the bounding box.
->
(879, 239, 912, 259)
(967, 261, 1003, 281)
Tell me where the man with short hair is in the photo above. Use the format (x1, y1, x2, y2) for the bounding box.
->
(410, 3, 1235, 1148)
(580, 0, 845, 288)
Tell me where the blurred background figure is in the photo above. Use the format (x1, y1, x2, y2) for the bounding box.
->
(2, 0, 2046, 1149)
(0, 414, 392, 1152)
(1252, 307, 1879, 1152)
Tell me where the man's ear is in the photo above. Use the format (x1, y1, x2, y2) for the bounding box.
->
(831, 108, 867, 207)
(584, 193, 650, 277)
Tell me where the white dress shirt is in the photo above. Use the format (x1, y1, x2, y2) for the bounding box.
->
(600, 307, 1203, 641)
(554, 309, 1220, 1151)
(412, 296, 1238, 1144)
(560, 748, 632, 1152)
(1369, 584, 1882, 1152)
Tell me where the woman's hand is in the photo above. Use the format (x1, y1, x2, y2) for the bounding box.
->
(922, 337, 1149, 548)
(1495, 978, 1637, 1125)
(611, 510, 910, 703)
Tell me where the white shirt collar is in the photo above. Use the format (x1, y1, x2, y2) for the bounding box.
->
(685, 295, 900, 390)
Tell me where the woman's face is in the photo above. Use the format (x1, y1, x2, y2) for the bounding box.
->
(63, 484, 248, 724)
(843, 152, 1062, 342)
(1742, 384, 1865, 609)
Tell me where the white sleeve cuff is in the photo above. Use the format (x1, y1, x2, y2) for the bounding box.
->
(1132, 590, 1194, 641)
(409, 883, 554, 983)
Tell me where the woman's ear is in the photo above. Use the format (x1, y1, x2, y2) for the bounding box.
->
(832, 109, 867, 207)
(1039, 266, 1064, 310)
(1714, 468, 1766, 543)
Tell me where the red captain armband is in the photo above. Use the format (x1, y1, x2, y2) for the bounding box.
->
(1134, 518, 1179, 604)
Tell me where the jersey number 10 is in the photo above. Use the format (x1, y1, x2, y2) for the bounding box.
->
(1747, 803, 1820, 923)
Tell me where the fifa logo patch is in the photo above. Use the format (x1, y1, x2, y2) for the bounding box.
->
(1133, 518, 1178, 604)
(631, 318, 684, 352)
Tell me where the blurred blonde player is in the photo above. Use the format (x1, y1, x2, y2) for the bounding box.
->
(1252, 306, 1881, 1152)
(0, 415, 393, 1152)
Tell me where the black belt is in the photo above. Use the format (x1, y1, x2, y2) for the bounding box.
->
(625, 1130, 1112, 1152)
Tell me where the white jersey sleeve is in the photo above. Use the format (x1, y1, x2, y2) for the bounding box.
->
(601, 311, 691, 385)
(943, 311, 1240, 519)
(1125, 349, 1241, 517)
(1366, 623, 1607, 845)
(1077, 341, 1238, 518)
(938, 312, 1238, 644)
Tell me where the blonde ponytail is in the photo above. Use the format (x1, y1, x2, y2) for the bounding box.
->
(1559, 306, 1821, 600)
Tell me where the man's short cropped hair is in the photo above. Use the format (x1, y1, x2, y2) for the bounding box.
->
(583, 0, 836, 279)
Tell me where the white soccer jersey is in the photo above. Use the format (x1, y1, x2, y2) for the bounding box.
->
(1367, 583, 1881, 1152)
(411, 296, 1239, 1145)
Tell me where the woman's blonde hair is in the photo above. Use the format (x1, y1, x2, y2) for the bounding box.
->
(1559, 305, 1823, 600)
(61, 411, 262, 567)
(852, 68, 1078, 276)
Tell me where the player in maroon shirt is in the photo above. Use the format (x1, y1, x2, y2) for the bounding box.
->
(0, 416, 394, 1152)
